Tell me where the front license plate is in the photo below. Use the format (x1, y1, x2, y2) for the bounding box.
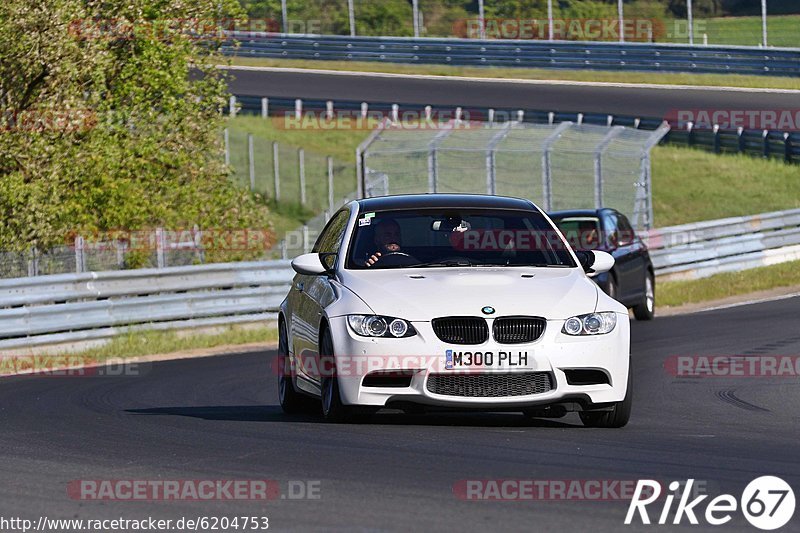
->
(445, 349, 528, 369)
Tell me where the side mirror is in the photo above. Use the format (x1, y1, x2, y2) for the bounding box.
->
(291, 253, 328, 276)
(576, 250, 615, 275)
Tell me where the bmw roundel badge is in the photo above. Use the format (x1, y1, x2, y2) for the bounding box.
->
(481, 306, 495, 315)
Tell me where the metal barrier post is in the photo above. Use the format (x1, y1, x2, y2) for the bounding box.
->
(593, 126, 625, 209)
(298, 148, 306, 206)
(74, 236, 85, 273)
(540, 122, 573, 211)
(327, 156, 335, 213)
(223, 128, 230, 167)
(486, 122, 514, 195)
(348, 0, 356, 36)
(248, 134, 255, 191)
(688, 0, 694, 45)
(156, 228, 166, 269)
(273, 142, 281, 201)
(428, 125, 454, 193)
(261, 97, 269, 118)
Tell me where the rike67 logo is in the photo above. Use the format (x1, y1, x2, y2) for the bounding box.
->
(626, 477, 795, 530)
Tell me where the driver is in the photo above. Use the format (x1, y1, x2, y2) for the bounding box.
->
(365, 218, 402, 267)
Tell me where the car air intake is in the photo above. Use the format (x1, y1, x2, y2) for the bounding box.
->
(426, 372, 553, 397)
(563, 369, 610, 386)
(492, 317, 546, 344)
(362, 370, 415, 388)
(431, 317, 489, 345)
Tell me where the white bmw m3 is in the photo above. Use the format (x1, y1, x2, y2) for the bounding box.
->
(278, 194, 631, 427)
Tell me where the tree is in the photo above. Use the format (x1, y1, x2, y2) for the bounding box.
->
(0, 0, 274, 258)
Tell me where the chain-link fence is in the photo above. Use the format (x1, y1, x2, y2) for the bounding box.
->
(224, 128, 357, 214)
(360, 120, 669, 231)
(246, 1, 800, 48)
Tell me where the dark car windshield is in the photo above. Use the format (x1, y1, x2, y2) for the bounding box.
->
(346, 208, 576, 270)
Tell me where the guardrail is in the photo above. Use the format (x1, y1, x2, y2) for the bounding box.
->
(0, 261, 294, 350)
(230, 95, 800, 164)
(2, 208, 800, 350)
(646, 208, 800, 280)
(224, 33, 800, 77)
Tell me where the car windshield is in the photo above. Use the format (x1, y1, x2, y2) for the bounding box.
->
(552, 217, 602, 251)
(346, 208, 576, 270)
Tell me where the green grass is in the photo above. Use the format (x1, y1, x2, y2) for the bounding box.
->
(48, 325, 278, 361)
(651, 146, 800, 227)
(680, 15, 800, 48)
(228, 56, 800, 91)
(659, 260, 800, 307)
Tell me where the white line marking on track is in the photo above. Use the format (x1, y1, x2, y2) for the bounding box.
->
(219, 65, 800, 94)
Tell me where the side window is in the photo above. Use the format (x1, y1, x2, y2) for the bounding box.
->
(603, 212, 620, 248)
(312, 210, 349, 268)
(616, 214, 636, 246)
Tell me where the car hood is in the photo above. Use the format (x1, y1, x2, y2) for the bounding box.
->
(336, 267, 599, 321)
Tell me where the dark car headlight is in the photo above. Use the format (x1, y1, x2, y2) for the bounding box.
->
(562, 312, 617, 336)
(347, 315, 417, 338)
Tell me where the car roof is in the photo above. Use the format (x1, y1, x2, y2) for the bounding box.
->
(549, 208, 618, 219)
(355, 194, 535, 212)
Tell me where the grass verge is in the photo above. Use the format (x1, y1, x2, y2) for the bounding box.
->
(229, 56, 800, 91)
(658, 260, 800, 307)
(54, 324, 278, 362)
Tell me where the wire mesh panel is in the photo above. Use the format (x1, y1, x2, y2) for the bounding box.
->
(361, 120, 669, 230)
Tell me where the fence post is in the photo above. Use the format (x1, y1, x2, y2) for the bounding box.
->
(326, 100, 334, 119)
(617, 0, 624, 43)
(713, 124, 721, 154)
(347, 0, 356, 36)
(261, 97, 269, 118)
(687, 121, 695, 147)
(295, 99, 302, 120)
(547, 0, 554, 41)
(486, 122, 513, 195)
(273, 141, 281, 201)
(412, 0, 420, 38)
(74, 236, 86, 273)
(248, 134, 255, 191)
(541, 122, 573, 211)
(229, 96, 237, 117)
(478, 0, 486, 40)
(298, 148, 306, 206)
(28, 247, 38, 277)
(223, 128, 230, 166)
(302, 225, 310, 254)
(784, 132, 792, 163)
(593, 127, 624, 209)
(761, 0, 768, 47)
(763, 129, 771, 158)
(281, 0, 288, 33)
(361, 102, 368, 119)
(737, 127, 746, 154)
(687, 0, 694, 45)
(327, 156, 335, 213)
(155, 227, 166, 269)
(428, 126, 454, 193)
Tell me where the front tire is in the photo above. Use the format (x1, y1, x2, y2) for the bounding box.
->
(632, 272, 655, 321)
(579, 368, 632, 428)
(319, 330, 353, 423)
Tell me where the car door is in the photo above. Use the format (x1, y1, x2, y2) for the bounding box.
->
(604, 211, 645, 305)
(290, 210, 350, 388)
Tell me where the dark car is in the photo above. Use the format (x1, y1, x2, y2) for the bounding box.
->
(549, 208, 655, 320)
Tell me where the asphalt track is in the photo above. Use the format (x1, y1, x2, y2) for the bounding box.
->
(1, 296, 799, 532)
(225, 67, 800, 118)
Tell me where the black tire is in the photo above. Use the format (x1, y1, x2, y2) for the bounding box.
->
(319, 329, 354, 423)
(278, 322, 318, 415)
(579, 367, 632, 428)
(632, 272, 655, 321)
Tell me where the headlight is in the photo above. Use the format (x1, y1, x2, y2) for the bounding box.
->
(561, 312, 617, 336)
(347, 315, 416, 338)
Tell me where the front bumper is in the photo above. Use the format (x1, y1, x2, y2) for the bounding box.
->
(327, 315, 630, 409)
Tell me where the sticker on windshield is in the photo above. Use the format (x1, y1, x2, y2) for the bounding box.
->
(359, 212, 376, 226)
